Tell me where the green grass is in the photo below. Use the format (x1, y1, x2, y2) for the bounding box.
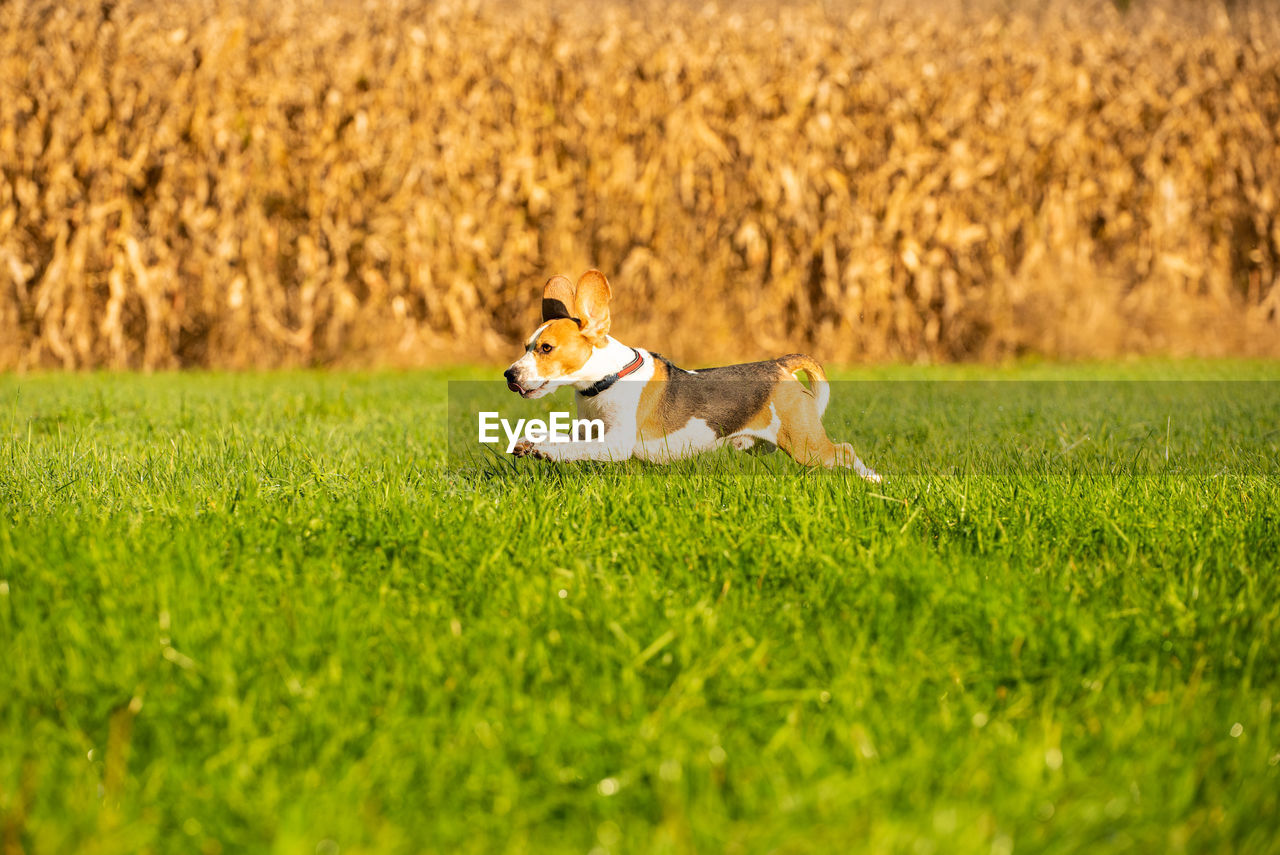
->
(2, 363, 1279, 855)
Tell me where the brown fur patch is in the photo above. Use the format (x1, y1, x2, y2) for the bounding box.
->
(772, 379, 834, 466)
(574, 270, 612, 347)
(531, 318, 593, 377)
(755, 353, 854, 466)
(637, 356, 670, 441)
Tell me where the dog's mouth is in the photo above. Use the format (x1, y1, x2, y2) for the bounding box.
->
(507, 380, 548, 398)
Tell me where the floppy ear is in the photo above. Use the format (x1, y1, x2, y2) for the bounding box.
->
(541, 274, 577, 322)
(574, 270, 612, 347)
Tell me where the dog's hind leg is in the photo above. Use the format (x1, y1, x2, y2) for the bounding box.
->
(771, 383, 881, 481)
(776, 432, 880, 482)
(832, 442, 881, 483)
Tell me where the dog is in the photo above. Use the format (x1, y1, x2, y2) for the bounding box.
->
(502, 270, 881, 482)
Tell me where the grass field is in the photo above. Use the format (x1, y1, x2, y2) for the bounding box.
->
(2, 363, 1279, 854)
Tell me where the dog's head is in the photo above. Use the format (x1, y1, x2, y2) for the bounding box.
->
(504, 270, 613, 398)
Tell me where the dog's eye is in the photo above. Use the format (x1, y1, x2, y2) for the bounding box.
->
(539, 343, 553, 354)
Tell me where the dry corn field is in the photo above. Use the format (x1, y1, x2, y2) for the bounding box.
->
(2, 0, 1279, 369)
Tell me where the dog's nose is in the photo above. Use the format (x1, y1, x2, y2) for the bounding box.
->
(503, 367, 517, 383)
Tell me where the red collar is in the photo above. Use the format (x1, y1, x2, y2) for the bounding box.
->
(579, 348, 644, 398)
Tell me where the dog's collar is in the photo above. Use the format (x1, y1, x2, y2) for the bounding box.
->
(578, 348, 644, 398)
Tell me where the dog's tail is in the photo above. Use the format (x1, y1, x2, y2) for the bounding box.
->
(780, 354, 830, 417)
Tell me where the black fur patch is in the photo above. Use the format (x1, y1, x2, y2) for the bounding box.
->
(541, 297, 577, 322)
(649, 353, 781, 438)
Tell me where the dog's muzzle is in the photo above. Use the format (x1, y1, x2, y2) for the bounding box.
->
(503, 367, 547, 398)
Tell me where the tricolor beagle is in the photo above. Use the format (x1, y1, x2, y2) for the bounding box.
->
(502, 270, 881, 482)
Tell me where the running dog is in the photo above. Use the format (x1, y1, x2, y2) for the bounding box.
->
(503, 270, 880, 481)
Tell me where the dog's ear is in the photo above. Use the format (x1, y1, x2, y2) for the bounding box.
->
(541, 274, 577, 322)
(574, 270, 612, 347)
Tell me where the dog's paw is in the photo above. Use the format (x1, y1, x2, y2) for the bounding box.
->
(511, 439, 549, 460)
(851, 457, 882, 483)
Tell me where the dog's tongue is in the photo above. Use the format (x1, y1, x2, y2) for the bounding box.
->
(507, 381, 523, 394)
